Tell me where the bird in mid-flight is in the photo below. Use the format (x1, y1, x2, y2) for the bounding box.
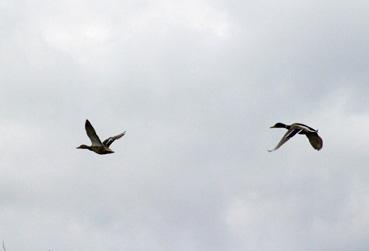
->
(77, 119, 126, 154)
(268, 122, 323, 152)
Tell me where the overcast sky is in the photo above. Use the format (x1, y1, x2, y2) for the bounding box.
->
(1, 0, 369, 250)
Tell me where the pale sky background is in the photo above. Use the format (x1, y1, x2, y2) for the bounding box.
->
(1, 0, 369, 250)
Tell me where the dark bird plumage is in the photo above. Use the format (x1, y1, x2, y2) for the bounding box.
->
(268, 122, 323, 152)
(77, 119, 126, 154)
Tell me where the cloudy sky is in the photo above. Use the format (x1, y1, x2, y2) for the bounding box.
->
(1, 0, 369, 250)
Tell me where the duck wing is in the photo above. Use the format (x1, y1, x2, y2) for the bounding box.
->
(103, 131, 126, 147)
(268, 128, 302, 152)
(85, 120, 103, 146)
(305, 132, 323, 150)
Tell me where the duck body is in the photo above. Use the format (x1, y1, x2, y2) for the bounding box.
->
(77, 144, 114, 154)
(269, 122, 323, 152)
(77, 120, 125, 155)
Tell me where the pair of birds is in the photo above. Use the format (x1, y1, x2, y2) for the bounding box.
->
(77, 120, 323, 155)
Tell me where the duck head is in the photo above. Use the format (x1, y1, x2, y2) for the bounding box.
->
(77, 144, 91, 150)
(270, 122, 288, 128)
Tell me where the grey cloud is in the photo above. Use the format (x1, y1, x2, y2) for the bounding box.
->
(1, 0, 369, 250)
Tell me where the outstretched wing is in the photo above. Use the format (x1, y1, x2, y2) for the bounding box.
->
(85, 120, 103, 146)
(103, 131, 126, 147)
(268, 128, 302, 152)
(305, 132, 323, 150)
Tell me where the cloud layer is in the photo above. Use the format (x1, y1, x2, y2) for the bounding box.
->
(1, 0, 369, 250)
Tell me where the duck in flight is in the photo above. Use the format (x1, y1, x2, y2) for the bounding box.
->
(268, 122, 323, 152)
(77, 119, 126, 154)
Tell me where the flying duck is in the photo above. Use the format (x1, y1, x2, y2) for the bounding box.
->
(77, 119, 126, 154)
(268, 122, 323, 152)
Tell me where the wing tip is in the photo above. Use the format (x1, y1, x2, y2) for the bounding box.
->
(85, 119, 91, 126)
